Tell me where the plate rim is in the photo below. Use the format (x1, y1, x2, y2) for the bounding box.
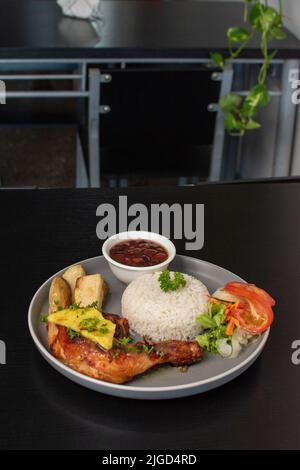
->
(28, 254, 270, 394)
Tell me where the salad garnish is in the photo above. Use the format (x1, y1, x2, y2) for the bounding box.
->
(196, 282, 275, 358)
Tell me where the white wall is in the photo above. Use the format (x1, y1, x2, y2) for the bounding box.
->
(271, 0, 300, 39)
(198, 0, 300, 39)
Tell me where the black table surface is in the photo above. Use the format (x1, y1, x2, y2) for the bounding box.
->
(1, 180, 300, 450)
(0, 0, 299, 59)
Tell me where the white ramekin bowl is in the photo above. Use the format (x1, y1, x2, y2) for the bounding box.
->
(102, 231, 176, 284)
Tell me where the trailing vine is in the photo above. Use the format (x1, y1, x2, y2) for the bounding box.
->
(211, 0, 286, 136)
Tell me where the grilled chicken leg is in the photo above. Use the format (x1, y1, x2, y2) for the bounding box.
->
(48, 322, 202, 384)
(47, 276, 202, 384)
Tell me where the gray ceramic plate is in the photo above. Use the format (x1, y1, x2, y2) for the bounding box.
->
(28, 255, 269, 400)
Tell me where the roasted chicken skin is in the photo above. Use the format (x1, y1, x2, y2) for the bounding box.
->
(48, 318, 202, 384)
(102, 312, 129, 340)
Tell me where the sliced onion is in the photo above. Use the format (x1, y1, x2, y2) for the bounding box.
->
(212, 288, 239, 303)
(230, 335, 242, 358)
(230, 328, 253, 358)
(216, 339, 232, 357)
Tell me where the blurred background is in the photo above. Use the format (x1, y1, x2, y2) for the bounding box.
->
(0, 0, 300, 188)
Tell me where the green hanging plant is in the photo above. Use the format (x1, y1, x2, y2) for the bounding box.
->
(211, 0, 286, 136)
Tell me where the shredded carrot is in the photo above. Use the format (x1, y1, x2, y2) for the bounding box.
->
(226, 317, 240, 336)
(209, 299, 242, 333)
(225, 301, 241, 321)
(226, 318, 235, 335)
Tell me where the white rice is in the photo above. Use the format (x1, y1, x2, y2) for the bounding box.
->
(121, 271, 209, 341)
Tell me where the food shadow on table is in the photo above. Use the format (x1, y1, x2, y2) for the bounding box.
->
(30, 346, 266, 449)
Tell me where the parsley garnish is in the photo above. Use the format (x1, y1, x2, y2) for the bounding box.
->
(159, 270, 186, 292)
(79, 317, 100, 332)
(69, 303, 81, 310)
(67, 328, 81, 340)
(54, 301, 63, 311)
(79, 317, 109, 334)
(69, 301, 99, 311)
(40, 315, 49, 324)
(118, 337, 133, 346)
(142, 344, 153, 354)
(114, 338, 156, 354)
(85, 301, 99, 309)
(99, 326, 109, 334)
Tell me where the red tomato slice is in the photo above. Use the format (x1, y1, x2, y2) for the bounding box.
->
(224, 282, 275, 334)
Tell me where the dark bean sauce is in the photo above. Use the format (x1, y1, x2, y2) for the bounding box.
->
(110, 239, 169, 267)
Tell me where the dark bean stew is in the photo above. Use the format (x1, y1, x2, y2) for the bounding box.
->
(109, 239, 169, 267)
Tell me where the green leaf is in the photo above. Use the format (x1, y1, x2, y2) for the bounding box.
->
(196, 324, 228, 355)
(261, 7, 281, 31)
(227, 123, 245, 137)
(250, 4, 281, 33)
(241, 103, 257, 118)
(213, 310, 226, 327)
(245, 84, 270, 109)
(250, 3, 265, 32)
(210, 52, 225, 68)
(227, 27, 250, 43)
(224, 113, 239, 132)
(245, 119, 261, 130)
(209, 0, 281, 137)
(197, 314, 216, 329)
(197, 303, 226, 329)
(220, 94, 242, 113)
(270, 26, 286, 40)
(210, 303, 226, 318)
(214, 311, 225, 327)
(196, 333, 210, 350)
